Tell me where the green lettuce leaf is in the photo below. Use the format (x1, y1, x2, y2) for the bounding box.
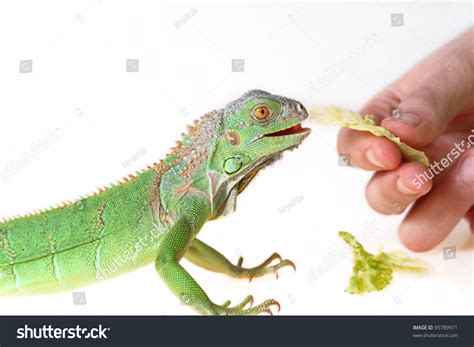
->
(338, 231, 430, 294)
(309, 106, 429, 166)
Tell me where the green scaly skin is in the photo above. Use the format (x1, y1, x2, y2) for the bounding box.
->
(0, 90, 310, 315)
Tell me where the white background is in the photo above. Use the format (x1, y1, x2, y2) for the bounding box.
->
(0, 1, 472, 315)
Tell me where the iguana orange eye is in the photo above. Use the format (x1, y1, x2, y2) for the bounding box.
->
(253, 105, 271, 120)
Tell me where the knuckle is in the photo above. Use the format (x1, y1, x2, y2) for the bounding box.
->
(457, 148, 474, 186)
(412, 85, 442, 115)
(365, 182, 392, 215)
(444, 53, 467, 74)
(336, 128, 351, 153)
(365, 177, 409, 215)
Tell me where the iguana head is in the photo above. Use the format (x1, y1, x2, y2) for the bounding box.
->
(207, 89, 310, 217)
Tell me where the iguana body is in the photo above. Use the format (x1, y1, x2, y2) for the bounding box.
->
(0, 90, 310, 315)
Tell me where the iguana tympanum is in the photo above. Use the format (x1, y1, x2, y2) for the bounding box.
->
(0, 90, 310, 315)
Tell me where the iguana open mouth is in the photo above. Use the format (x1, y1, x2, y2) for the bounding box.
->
(264, 123, 310, 137)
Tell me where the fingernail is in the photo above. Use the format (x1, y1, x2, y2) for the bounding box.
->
(388, 113, 422, 126)
(366, 149, 385, 168)
(396, 178, 419, 195)
(459, 155, 474, 183)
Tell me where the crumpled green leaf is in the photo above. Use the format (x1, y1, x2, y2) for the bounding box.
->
(309, 106, 429, 166)
(338, 231, 430, 294)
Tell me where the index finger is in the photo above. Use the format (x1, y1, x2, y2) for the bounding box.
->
(337, 127, 402, 171)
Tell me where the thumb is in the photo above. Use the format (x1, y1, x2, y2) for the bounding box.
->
(380, 59, 472, 147)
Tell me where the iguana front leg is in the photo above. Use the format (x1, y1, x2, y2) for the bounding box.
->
(185, 238, 296, 281)
(154, 195, 280, 315)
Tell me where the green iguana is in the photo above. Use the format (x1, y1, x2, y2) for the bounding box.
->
(0, 90, 310, 315)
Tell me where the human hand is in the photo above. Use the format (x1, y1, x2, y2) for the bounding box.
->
(337, 27, 474, 251)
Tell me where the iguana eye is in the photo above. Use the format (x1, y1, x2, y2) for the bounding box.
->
(253, 105, 271, 121)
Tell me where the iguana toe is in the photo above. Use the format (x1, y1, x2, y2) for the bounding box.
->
(213, 296, 280, 315)
(236, 252, 296, 281)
